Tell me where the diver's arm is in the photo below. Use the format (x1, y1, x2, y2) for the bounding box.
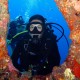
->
(52, 41, 61, 66)
(11, 42, 22, 71)
(47, 37, 61, 67)
(52, 34, 61, 66)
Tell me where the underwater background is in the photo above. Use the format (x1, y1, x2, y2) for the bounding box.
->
(8, 0, 71, 65)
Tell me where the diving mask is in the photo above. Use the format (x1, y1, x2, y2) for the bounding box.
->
(29, 22, 43, 34)
(28, 22, 44, 40)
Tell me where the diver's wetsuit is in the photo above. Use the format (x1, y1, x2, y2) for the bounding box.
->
(11, 31, 61, 75)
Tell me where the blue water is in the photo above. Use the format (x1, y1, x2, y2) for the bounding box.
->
(8, 0, 71, 64)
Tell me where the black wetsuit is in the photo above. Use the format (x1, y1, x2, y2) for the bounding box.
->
(11, 31, 61, 75)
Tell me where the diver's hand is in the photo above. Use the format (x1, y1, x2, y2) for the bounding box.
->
(6, 39, 11, 45)
(21, 71, 32, 78)
(28, 52, 36, 55)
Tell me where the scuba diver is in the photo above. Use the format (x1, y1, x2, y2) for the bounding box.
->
(11, 14, 61, 76)
(7, 16, 26, 54)
(7, 16, 25, 40)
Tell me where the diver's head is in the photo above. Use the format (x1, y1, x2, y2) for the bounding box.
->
(16, 16, 26, 33)
(16, 16, 24, 25)
(27, 14, 46, 39)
